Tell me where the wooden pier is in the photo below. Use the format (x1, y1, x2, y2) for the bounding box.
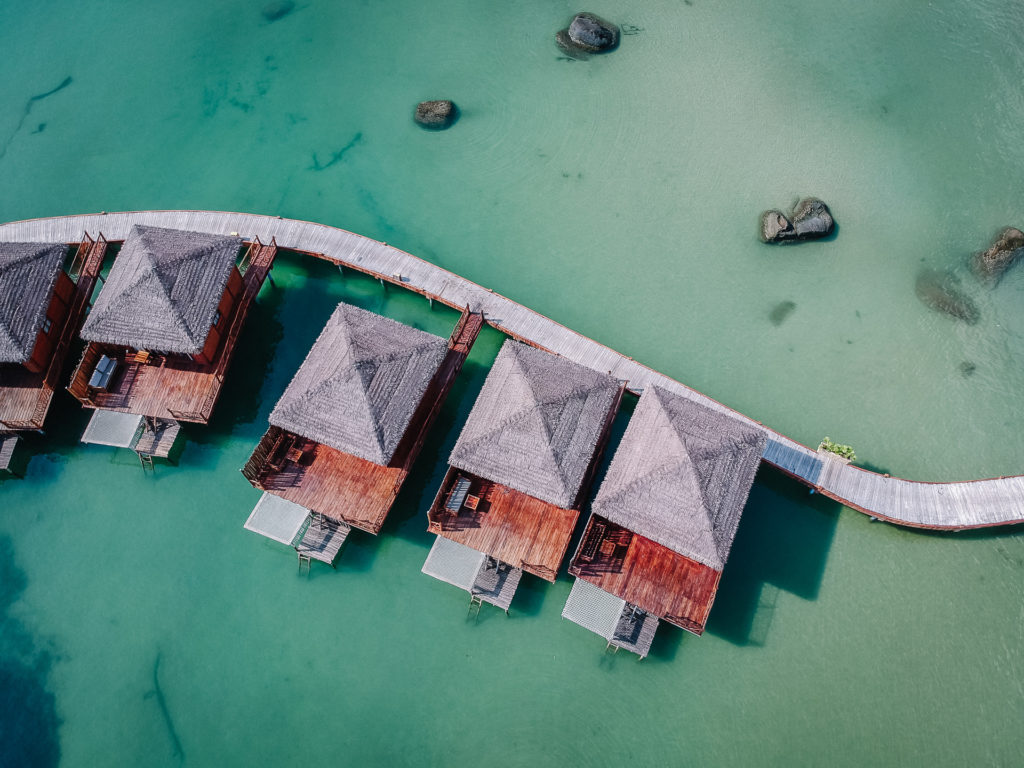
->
(1, 211, 1021, 530)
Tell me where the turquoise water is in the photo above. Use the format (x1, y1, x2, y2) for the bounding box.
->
(1, 2, 1023, 766)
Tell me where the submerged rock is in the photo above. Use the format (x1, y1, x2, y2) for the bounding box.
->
(959, 361, 977, 377)
(972, 227, 1024, 286)
(261, 0, 295, 22)
(556, 13, 620, 55)
(915, 269, 979, 324)
(769, 300, 797, 326)
(760, 198, 835, 243)
(414, 100, 458, 130)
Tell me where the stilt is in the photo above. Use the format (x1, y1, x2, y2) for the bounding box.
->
(266, 270, 276, 288)
(337, 264, 345, 278)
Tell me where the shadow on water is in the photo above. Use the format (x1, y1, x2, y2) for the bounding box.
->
(0, 388, 92, 486)
(332, 530, 381, 577)
(193, 251, 349, 449)
(190, 286, 286, 448)
(0, 536, 60, 768)
(382, 328, 507, 548)
(706, 465, 840, 647)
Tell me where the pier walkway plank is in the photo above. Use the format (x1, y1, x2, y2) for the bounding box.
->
(2, 211, 1021, 530)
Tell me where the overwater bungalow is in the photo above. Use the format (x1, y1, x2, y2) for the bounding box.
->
(243, 302, 482, 569)
(561, 386, 766, 657)
(67, 225, 276, 463)
(0, 236, 106, 474)
(422, 340, 625, 612)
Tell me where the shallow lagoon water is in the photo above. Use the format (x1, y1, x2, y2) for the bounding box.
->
(1, 2, 1023, 766)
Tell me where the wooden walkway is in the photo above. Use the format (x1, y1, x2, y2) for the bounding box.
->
(1, 211, 1021, 530)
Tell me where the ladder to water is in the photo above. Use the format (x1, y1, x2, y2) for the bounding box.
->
(137, 452, 155, 472)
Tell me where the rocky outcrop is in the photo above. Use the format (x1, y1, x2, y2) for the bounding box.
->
(415, 100, 458, 130)
(972, 227, 1024, 285)
(556, 13, 620, 56)
(915, 270, 979, 324)
(760, 198, 835, 243)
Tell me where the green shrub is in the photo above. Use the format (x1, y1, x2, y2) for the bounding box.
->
(819, 436, 856, 462)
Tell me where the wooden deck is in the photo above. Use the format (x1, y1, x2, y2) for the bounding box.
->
(569, 515, 720, 635)
(133, 419, 181, 458)
(0, 433, 19, 473)
(428, 468, 578, 581)
(0, 236, 106, 430)
(296, 516, 350, 565)
(2, 211, 1021, 530)
(65, 239, 277, 423)
(250, 435, 404, 534)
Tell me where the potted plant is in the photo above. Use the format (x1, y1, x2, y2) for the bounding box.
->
(817, 436, 856, 464)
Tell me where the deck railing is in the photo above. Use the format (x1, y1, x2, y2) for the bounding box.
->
(67, 342, 105, 402)
(47, 234, 106, 393)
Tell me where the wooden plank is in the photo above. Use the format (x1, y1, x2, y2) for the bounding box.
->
(2, 212, 1022, 530)
(259, 442, 403, 535)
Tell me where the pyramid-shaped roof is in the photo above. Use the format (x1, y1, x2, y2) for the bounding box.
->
(593, 386, 766, 570)
(450, 340, 621, 509)
(80, 225, 242, 354)
(269, 302, 448, 466)
(0, 242, 67, 363)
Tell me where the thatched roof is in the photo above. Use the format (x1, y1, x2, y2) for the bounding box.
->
(593, 386, 766, 570)
(269, 302, 448, 466)
(80, 225, 242, 354)
(0, 242, 67, 363)
(450, 340, 620, 509)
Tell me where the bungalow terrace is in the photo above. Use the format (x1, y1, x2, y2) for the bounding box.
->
(0, 236, 106, 474)
(562, 386, 765, 657)
(423, 340, 624, 612)
(243, 302, 482, 569)
(68, 225, 275, 462)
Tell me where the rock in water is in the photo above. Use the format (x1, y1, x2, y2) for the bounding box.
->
(761, 210, 793, 243)
(262, 0, 295, 22)
(760, 197, 834, 243)
(791, 198, 834, 238)
(915, 269, 980, 324)
(414, 100, 458, 130)
(972, 227, 1024, 285)
(557, 13, 620, 55)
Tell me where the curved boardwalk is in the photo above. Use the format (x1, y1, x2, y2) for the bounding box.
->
(2, 211, 1022, 531)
